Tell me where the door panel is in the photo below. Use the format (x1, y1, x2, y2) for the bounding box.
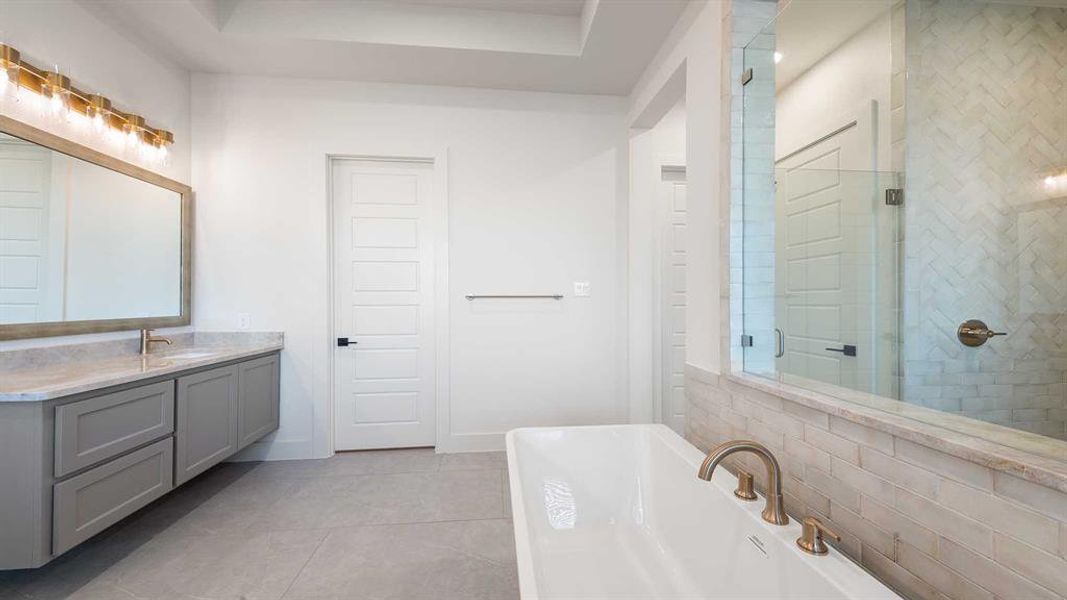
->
(774, 103, 889, 393)
(333, 159, 436, 450)
(0, 139, 61, 324)
(175, 366, 238, 485)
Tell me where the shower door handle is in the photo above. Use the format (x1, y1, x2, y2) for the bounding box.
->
(774, 328, 785, 358)
(825, 345, 857, 357)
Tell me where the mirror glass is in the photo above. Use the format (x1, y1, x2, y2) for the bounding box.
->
(0, 131, 183, 325)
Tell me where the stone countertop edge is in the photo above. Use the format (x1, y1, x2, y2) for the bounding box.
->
(686, 364, 1067, 495)
(0, 338, 283, 403)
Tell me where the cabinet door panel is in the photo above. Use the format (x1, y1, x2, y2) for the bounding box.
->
(237, 355, 280, 450)
(175, 366, 238, 485)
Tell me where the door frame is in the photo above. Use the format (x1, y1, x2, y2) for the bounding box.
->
(653, 156, 686, 428)
(325, 150, 450, 454)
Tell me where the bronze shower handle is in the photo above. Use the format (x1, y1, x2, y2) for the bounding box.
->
(957, 320, 1006, 347)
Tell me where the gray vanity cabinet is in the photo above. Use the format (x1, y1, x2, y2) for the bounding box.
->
(175, 365, 239, 485)
(237, 355, 280, 450)
(0, 350, 281, 570)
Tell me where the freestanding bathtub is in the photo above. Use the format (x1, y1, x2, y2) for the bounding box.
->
(505, 425, 899, 599)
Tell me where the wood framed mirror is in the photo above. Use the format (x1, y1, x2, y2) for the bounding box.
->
(0, 115, 191, 340)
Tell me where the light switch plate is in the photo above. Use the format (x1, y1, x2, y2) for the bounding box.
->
(237, 313, 251, 330)
(573, 281, 591, 297)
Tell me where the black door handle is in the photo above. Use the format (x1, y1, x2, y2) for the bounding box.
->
(337, 337, 356, 347)
(825, 345, 856, 357)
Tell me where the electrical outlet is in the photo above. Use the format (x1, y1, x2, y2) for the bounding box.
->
(573, 281, 591, 297)
(237, 313, 251, 330)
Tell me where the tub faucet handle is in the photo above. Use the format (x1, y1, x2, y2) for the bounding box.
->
(796, 516, 840, 555)
(734, 470, 757, 501)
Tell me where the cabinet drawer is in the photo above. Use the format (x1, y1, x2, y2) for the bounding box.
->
(55, 381, 175, 477)
(53, 438, 173, 555)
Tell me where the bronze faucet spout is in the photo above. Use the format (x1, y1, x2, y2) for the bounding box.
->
(139, 328, 173, 355)
(698, 440, 789, 525)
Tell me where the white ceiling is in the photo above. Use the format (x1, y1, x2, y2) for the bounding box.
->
(397, 0, 586, 16)
(80, 0, 690, 96)
(774, 0, 891, 90)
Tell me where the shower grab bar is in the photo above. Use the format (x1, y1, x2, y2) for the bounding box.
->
(465, 294, 564, 300)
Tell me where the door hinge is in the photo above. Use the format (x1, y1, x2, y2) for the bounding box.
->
(886, 188, 903, 206)
(740, 334, 754, 348)
(741, 68, 754, 86)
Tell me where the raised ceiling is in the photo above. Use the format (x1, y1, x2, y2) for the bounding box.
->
(80, 0, 690, 95)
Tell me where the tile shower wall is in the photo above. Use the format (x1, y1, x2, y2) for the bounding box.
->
(903, 0, 1067, 439)
(685, 367, 1067, 600)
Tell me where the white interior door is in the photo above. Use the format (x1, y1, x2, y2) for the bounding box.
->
(333, 158, 436, 450)
(660, 166, 687, 433)
(0, 137, 60, 324)
(774, 103, 880, 392)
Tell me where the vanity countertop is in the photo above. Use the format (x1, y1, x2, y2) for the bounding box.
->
(0, 332, 283, 402)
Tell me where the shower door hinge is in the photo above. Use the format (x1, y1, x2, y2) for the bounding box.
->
(886, 188, 904, 206)
(740, 334, 754, 347)
(741, 68, 754, 86)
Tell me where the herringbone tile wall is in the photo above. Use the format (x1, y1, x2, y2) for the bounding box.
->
(903, 0, 1067, 439)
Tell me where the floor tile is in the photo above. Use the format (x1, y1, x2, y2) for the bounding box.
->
(93, 529, 326, 600)
(0, 450, 512, 600)
(247, 448, 442, 480)
(440, 451, 506, 471)
(283, 520, 519, 599)
(255, 469, 505, 531)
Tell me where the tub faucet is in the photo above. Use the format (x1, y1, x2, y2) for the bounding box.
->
(697, 440, 789, 525)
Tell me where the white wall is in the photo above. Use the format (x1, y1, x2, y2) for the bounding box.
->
(0, 0, 192, 351)
(191, 75, 627, 458)
(628, 0, 724, 375)
(627, 100, 686, 422)
(775, 11, 892, 167)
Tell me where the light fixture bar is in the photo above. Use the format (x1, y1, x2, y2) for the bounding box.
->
(0, 43, 174, 149)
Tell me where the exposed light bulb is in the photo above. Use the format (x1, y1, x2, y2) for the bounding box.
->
(774, 51, 783, 64)
(0, 44, 19, 103)
(92, 111, 105, 132)
(1044, 171, 1067, 196)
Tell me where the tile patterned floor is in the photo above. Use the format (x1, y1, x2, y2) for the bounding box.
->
(0, 450, 519, 600)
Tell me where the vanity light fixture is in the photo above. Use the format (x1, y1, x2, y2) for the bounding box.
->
(774, 51, 783, 64)
(0, 43, 174, 161)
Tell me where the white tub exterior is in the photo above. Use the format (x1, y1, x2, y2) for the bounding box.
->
(506, 424, 900, 599)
